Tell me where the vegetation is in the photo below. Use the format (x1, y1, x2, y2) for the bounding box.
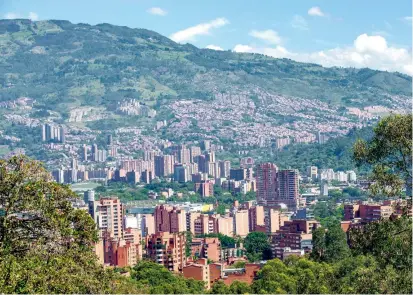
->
(244, 232, 272, 262)
(196, 233, 239, 249)
(272, 126, 374, 172)
(354, 114, 412, 196)
(310, 222, 350, 262)
(0, 156, 140, 293)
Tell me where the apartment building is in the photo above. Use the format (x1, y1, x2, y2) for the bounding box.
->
(146, 232, 187, 272)
(271, 219, 320, 259)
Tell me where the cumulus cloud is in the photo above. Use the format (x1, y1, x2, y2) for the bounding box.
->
(291, 15, 309, 30)
(249, 29, 281, 45)
(233, 44, 254, 53)
(308, 7, 325, 17)
(232, 34, 412, 75)
(4, 11, 39, 20)
(28, 12, 39, 21)
(205, 45, 224, 51)
(147, 7, 167, 16)
(170, 17, 229, 43)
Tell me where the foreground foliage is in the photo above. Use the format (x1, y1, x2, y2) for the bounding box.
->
(0, 156, 141, 293)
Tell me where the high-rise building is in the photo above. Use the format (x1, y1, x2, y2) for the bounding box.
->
(41, 123, 65, 143)
(316, 131, 328, 144)
(89, 197, 124, 238)
(229, 168, 247, 181)
(274, 137, 290, 150)
(174, 164, 190, 183)
(217, 215, 234, 236)
(154, 205, 186, 234)
(219, 160, 231, 178)
(233, 210, 249, 237)
(60, 126, 66, 143)
(248, 205, 265, 232)
(107, 134, 113, 146)
(82, 144, 88, 161)
(277, 169, 299, 211)
(155, 155, 175, 177)
(205, 151, 215, 163)
(146, 232, 187, 272)
(83, 190, 95, 204)
(194, 180, 214, 197)
(306, 166, 318, 182)
(194, 214, 218, 235)
(256, 163, 279, 207)
(190, 146, 202, 162)
(201, 140, 211, 151)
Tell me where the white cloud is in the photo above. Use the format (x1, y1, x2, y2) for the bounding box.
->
(170, 17, 229, 43)
(147, 7, 167, 16)
(249, 29, 281, 45)
(308, 6, 325, 17)
(4, 11, 39, 20)
(232, 34, 412, 75)
(401, 16, 412, 24)
(28, 12, 39, 21)
(233, 44, 254, 53)
(291, 15, 309, 30)
(205, 45, 224, 51)
(4, 12, 21, 19)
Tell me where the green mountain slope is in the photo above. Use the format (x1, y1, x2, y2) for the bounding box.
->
(272, 126, 374, 172)
(0, 19, 410, 155)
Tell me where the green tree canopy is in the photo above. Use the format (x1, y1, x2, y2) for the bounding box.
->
(0, 156, 140, 293)
(353, 114, 412, 196)
(244, 232, 272, 261)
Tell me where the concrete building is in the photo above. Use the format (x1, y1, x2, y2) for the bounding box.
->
(89, 197, 123, 238)
(182, 258, 211, 289)
(154, 205, 186, 233)
(217, 215, 234, 236)
(146, 232, 187, 272)
(233, 210, 249, 237)
(265, 208, 289, 234)
(306, 166, 318, 182)
(195, 180, 214, 197)
(248, 205, 265, 232)
(277, 169, 299, 211)
(155, 155, 175, 177)
(256, 163, 278, 207)
(219, 160, 231, 178)
(271, 219, 320, 259)
(190, 237, 221, 262)
(194, 214, 218, 235)
(229, 168, 247, 181)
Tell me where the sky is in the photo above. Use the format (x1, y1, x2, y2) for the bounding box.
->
(1, 0, 412, 74)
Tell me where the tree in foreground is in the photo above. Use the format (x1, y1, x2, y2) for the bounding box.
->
(244, 231, 272, 261)
(353, 114, 412, 197)
(0, 156, 141, 293)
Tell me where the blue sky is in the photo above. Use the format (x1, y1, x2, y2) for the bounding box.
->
(1, 0, 412, 74)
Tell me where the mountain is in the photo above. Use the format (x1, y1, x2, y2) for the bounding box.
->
(0, 19, 411, 159)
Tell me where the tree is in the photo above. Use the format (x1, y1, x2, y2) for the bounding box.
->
(354, 114, 412, 197)
(310, 227, 326, 261)
(210, 281, 229, 294)
(0, 156, 140, 293)
(244, 232, 272, 261)
(216, 204, 226, 215)
(348, 216, 412, 271)
(131, 260, 206, 294)
(310, 223, 349, 262)
(323, 222, 350, 262)
(228, 281, 251, 294)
